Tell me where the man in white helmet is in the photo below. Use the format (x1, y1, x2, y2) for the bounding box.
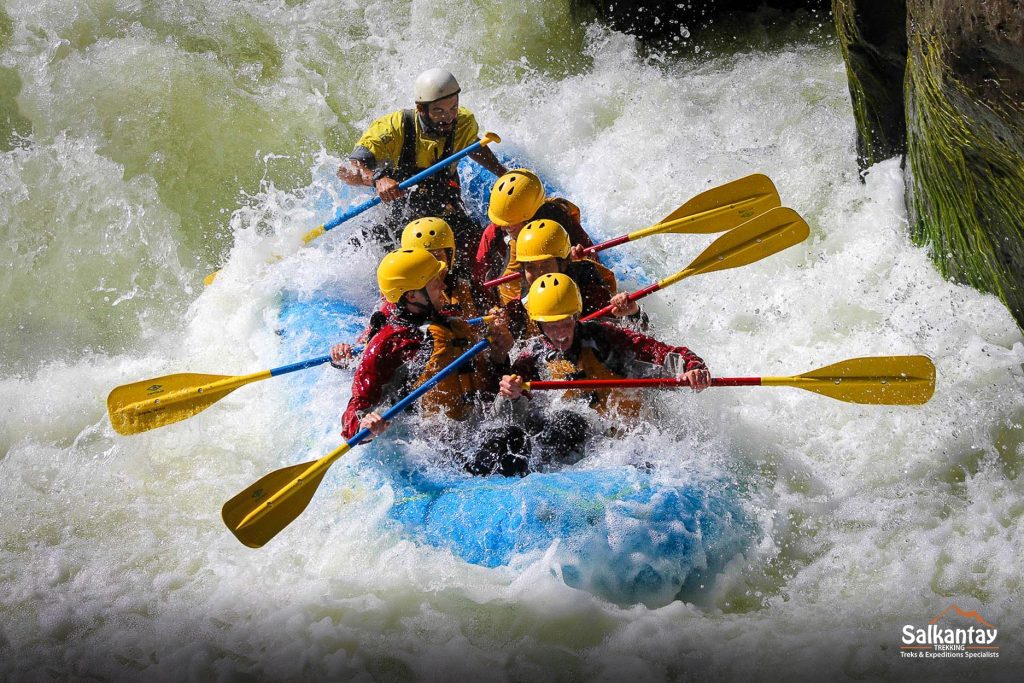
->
(337, 68, 508, 278)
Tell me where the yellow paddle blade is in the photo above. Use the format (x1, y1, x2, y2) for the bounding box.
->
(653, 173, 781, 234)
(107, 371, 266, 435)
(301, 224, 326, 245)
(671, 206, 809, 284)
(765, 356, 936, 405)
(222, 444, 351, 548)
(204, 270, 219, 286)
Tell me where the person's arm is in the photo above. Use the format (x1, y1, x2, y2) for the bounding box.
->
(337, 156, 375, 187)
(608, 292, 641, 318)
(473, 223, 503, 286)
(338, 112, 406, 201)
(500, 298, 529, 340)
(468, 145, 508, 177)
(330, 343, 356, 369)
(594, 322, 707, 375)
(338, 151, 403, 201)
(341, 331, 419, 439)
(485, 308, 514, 362)
(453, 108, 507, 178)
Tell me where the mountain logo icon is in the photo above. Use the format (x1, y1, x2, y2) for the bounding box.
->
(929, 605, 995, 629)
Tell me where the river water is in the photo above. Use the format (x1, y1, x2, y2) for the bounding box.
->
(2, 1, 1022, 680)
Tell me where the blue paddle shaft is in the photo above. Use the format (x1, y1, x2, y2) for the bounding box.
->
(269, 355, 332, 377)
(345, 338, 490, 446)
(323, 139, 487, 233)
(266, 317, 483, 378)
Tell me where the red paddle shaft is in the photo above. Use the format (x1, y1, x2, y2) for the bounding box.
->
(526, 377, 761, 390)
(579, 282, 661, 321)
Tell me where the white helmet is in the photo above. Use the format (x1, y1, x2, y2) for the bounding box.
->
(414, 68, 461, 104)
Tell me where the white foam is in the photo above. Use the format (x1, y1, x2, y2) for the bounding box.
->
(2, 1, 1022, 679)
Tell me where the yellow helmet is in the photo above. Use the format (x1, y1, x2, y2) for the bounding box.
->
(488, 169, 545, 226)
(516, 219, 571, 262)
(377, 248, 445, 304)
(401, 217, 456, 253)
(526, 273, 582, 322)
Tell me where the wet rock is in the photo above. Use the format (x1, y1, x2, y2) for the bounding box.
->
(902, 1, 1024, 328)
(833, 0, 907, 167)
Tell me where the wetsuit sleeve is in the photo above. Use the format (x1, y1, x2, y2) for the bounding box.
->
(592, 322, 706, 377)
(574, 262, 613, 314)
(509, 341, 544, 381)
(453, 107, 480, 151)
(351, 111, 405, 170)
(341, 329, 420, 439)
(502, 298, 529, 340)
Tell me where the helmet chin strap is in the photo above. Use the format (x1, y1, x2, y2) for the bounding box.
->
(401, 289, 435, 321)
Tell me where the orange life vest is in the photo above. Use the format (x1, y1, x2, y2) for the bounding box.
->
(545, 346, 643, 420)
(446, 276, 480, 319)
(414, 318, 493, 421)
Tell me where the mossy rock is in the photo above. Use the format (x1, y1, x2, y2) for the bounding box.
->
(832, 0, 907, 167)
(904, 0, 1024, 327)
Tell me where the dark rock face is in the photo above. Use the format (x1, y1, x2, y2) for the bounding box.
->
(584, 0, 1024, 328)
(574, 0, 830, 49)
(835, 0, 1024, 327)
(903, 1, 1024, 327)
(833, 0, 907, 167)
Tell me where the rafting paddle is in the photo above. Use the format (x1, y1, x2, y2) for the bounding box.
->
(108, 355, 340, 437)
(581, 206, 809, 321)
(107, 316, 489, 435)
(586, 173, 781, 249)
(482, 173, 781, 288)
(222, 338, 492, 548)
(522, 356, 936, 405)
(204, 132, 502, 285)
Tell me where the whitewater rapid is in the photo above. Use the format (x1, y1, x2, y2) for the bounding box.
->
(2, 1, 1022, 680)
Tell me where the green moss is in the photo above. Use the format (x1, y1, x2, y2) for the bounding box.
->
(905, 26, 1024, 327)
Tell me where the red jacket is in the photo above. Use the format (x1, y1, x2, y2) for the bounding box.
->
(342, 311, 428, 439)
(341, 308, 506, 438)
(472, 198, 595, 287)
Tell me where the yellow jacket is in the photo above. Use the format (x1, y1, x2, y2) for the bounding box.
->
(354, 108, 480, 171)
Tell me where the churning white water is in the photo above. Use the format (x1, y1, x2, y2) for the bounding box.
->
(1, 1, 1022, 680)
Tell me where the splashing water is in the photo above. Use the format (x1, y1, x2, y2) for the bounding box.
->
(1, 1, 1022, 680)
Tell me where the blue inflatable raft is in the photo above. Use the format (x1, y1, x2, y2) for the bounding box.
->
(276, 154, 752, 605)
